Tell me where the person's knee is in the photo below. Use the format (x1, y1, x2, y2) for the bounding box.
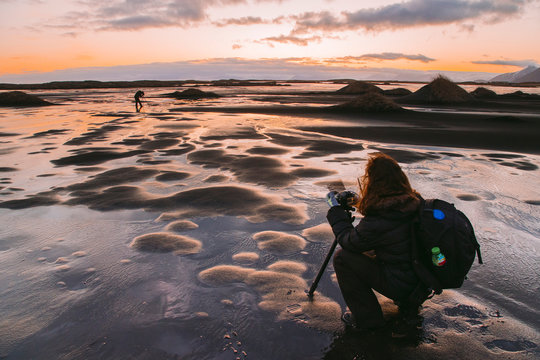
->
(333, 248, 347, 271)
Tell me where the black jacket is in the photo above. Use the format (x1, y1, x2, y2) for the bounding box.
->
(326, 194, 421, 294)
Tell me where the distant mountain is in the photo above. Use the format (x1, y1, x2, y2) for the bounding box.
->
(490, 66, 540, 83)
(516, 68, 540, 82)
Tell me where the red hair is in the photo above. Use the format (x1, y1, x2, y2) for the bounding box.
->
(358, 152, 419, 215)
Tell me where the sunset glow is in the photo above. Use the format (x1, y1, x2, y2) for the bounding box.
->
(1, 0, 539, 82)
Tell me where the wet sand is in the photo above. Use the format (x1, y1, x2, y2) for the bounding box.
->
(0, 83, 539, 359)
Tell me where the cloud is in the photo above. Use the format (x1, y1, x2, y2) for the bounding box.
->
(291, 0, 529, 33)
(260, 34, 322, 46)
(52, 0, 287, 31)
(471, 59, 539, 67)
(213, 16, 267, 27)
(339, 53, 436, 63)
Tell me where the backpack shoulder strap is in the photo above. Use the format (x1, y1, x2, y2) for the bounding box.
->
(423, 199, 435, 211)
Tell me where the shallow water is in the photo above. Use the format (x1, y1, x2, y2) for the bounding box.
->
(1, 86, 539, 359)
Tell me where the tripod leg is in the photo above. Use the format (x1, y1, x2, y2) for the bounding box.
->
(308, 238, 338, 298)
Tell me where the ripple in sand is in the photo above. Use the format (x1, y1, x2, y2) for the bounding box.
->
(253, 231, 306, 253)
(301, 223, 334, 243)
(55, 265, 71, 271)
(55, 257, 69, 264)
(72, 251, 87, 257)
(232, 252, 259, 264)
(130, 232, 202, 255)
(165, 220, 199, 232)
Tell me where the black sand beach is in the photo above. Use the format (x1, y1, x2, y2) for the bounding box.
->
(0, 81, 539, 359)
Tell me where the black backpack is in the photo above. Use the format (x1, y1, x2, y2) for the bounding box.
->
(410, 199, 483, 300)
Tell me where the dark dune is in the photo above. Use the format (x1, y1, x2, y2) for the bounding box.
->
(51, 149, 150, 166)
(398, 76, 474, 104)
(525, 200, 540, 205)
(0, 167, 18, 172)
(470, 87, 497, 99)
(335, 81, 383, 94)
(0, 91, 53, 107)
(383, 88, 413, 96)
(500, 91, 540, 100)
(163, 88, 220, 99)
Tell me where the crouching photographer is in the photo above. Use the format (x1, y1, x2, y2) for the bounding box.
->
(326, 153, 428, 337)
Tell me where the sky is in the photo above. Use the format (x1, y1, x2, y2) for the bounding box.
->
(1, 0, 539, 83)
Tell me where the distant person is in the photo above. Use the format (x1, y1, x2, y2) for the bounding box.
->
(134, 90, 144, 111)
(326, 152, 429, 337)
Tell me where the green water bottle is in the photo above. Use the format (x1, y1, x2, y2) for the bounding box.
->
(432, 247, 447, 266)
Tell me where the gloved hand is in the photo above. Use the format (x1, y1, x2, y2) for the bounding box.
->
(336, 190, 359, 211)
(326, 191, 340, 207)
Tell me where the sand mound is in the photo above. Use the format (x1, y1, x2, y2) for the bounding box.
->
(198, 265, 255, 286)
(336, 81, 383, 95)
(253, 231, 306, 253)
(301, 223, 334, 243)
(401, 75, 474, 104)
(232, 252, 260, 264)
(130, 232, 202, 254)
(165, 220, 199, 232)
(267, 260, 307, 275)
(470, 87, 497, 99)
(383, 88, 412, 96)
(0, 91, 53, 107)
(199, 263, 343, 331)
(331, 92, 404, 112)
(165, 88, 220, 99)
